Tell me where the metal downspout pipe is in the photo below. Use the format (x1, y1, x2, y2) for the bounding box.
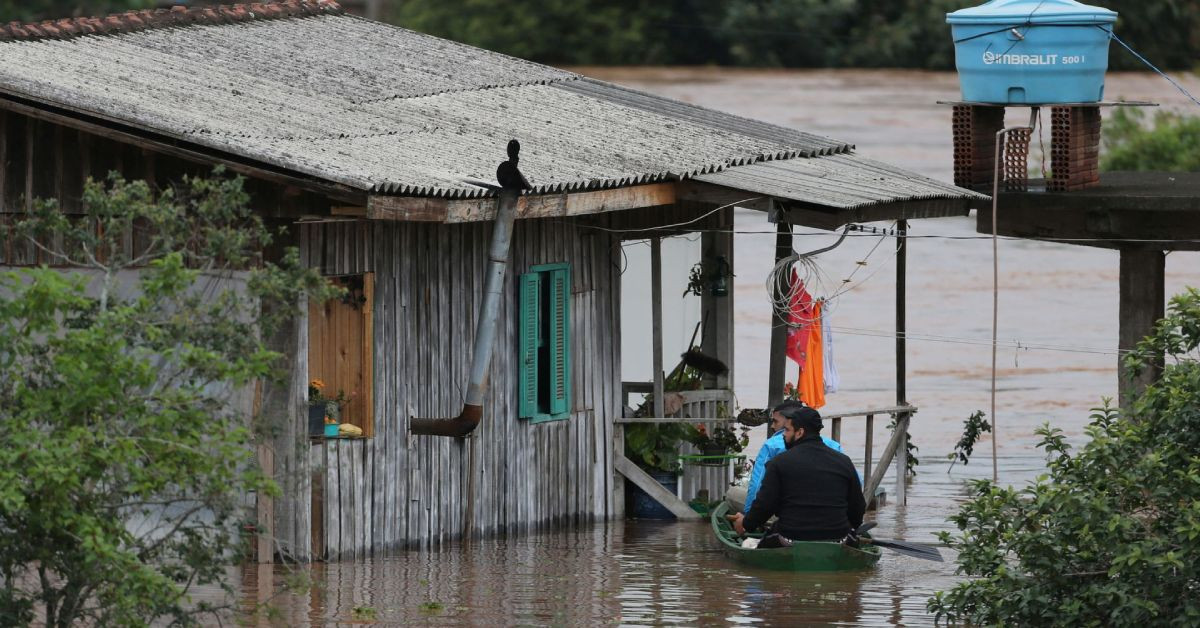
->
(410, 190, 519, 437)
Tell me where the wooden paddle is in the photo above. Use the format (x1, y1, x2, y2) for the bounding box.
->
(852, 521, 942, 561)
(859, 538, 943, 562)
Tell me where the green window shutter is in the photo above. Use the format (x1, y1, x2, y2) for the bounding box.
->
(547, 266, 571, 416)
(518, 272, 541, 419)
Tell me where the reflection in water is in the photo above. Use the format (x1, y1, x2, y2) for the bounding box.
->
(223, 455, 1049, 626)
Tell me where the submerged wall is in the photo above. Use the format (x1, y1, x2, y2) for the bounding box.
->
(294, 217, 623, 558)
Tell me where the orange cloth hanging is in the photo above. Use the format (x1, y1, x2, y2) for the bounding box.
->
(797, 301, 826, 408)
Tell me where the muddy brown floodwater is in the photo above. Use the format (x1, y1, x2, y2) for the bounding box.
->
(220, 69, 1200, 625)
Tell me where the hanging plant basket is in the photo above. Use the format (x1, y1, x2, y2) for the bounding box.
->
(737, 408, 769, 427)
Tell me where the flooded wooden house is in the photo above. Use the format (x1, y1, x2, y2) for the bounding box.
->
(0, 0, 983, 560)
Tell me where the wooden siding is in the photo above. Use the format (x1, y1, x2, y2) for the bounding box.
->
(299, 216, 622, 556)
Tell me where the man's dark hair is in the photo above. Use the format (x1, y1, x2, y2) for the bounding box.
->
(773, 399, 823, 434)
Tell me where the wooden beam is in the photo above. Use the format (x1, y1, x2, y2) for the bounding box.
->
(675, 180, 772, 212)
(331, 206, 367, 217)
(651, 237, 665, 420)
(767, 213, 791, 412)
(367, 182, 676, 223)
(367, 196, 449, 222)
(862, 410, 912, 502)
(614, 455, 702, 520)
(1118, 248, 1165, 409)
(820, 405, 915, 421)
(614, 417, 734, 424)
(702, 205, 735, 391)
(777, 198, 974, 230)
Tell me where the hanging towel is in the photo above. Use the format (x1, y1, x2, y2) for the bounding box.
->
(797, 301, 826, 408)
(821, 302, 839, 394)
(785, 270, 816, 371)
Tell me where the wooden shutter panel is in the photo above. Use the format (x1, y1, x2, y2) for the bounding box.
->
(518, 272, 541, 419)
(548, 266, 571, 416)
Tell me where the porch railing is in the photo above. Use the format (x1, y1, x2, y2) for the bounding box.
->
(820, 405, 916, 505)
(618, 384, 737, 512)
(615, 382, 916, 515)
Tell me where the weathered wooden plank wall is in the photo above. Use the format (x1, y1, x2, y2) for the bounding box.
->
(300, 216, 622, 556)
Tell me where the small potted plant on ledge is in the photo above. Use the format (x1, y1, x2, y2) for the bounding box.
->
(308, 379, 348, 438)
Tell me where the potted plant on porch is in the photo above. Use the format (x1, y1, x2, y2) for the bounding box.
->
(623, 421, 698, 519)
(686, 423, 749, 458)
(308, 379, 348, 438)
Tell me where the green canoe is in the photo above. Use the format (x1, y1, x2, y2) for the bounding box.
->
(710, 502, 882, 571)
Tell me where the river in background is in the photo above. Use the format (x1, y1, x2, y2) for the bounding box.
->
(228, 69, 1200, 625)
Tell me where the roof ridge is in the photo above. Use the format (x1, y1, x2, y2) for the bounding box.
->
(0, 0, 343, 42)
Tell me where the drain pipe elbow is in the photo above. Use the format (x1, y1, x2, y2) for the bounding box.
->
(411, 404, 483, 438)
(410, 190, 519, 438)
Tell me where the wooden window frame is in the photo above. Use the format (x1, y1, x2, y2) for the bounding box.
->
(307, 272, 375, 438)
(518, 262, 571, 424)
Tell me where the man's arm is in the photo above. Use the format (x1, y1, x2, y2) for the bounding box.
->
(742, 461, 782, 532)
(743, 438, 779, 514)
(846, 462, 866, 530)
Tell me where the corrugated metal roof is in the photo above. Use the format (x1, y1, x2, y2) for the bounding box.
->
(0, 4, 976, 209)
(695, 154, 989, 209)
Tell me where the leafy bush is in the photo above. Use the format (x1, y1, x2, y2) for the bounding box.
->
(0, 172, 332, 626)
(928, 288, 1200, 626)
(0, 1, 151, 22)
(1102, 108, 1200, 172)
(386, 0, 1198, 70)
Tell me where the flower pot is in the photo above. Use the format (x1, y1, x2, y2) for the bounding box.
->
(308, 404, 326, 436)
(626, 470, 678, 520)
(324, 423, 339, 438)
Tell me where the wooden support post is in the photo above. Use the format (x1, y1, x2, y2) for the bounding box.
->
(1118, 247, 1165, 409)
(862, 410, 911, 503)
(863, 414, 874, 487)
(832, 418, 841, 445)
(701, 206, 735, 392)
(613, 422, 625, 519)
(895, 418, 908, 505)
(895, 219, 908, 505)
(767, 211, 792, 424)
(651, 237, 665, 419)
(614, 455, 702, 520)
(256, 443, 275, 563)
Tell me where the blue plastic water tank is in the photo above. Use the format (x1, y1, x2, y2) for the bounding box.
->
(947, 0, 1117, 104)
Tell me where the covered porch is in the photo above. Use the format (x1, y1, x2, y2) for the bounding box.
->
(610, 157, 987, 520)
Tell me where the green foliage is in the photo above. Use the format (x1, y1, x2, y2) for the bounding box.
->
(687, 423, 748, 455)
(624, 422, 698, 475)
(0, 172, 334, 626)
(3, 0, 1198, 71)
(1102, 108, 1200, 172)
(887, 415, 919, 477)
(947, 410, 991, 471)
(0, 0, 152, 22)
(929, 288, 1200, 626)
(1093, 0, 1200, 71)
(389, 0, 731, 66)
(388, 0, 1198, 70)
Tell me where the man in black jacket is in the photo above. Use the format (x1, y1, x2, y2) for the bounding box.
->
(733, 404, 865, 541)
